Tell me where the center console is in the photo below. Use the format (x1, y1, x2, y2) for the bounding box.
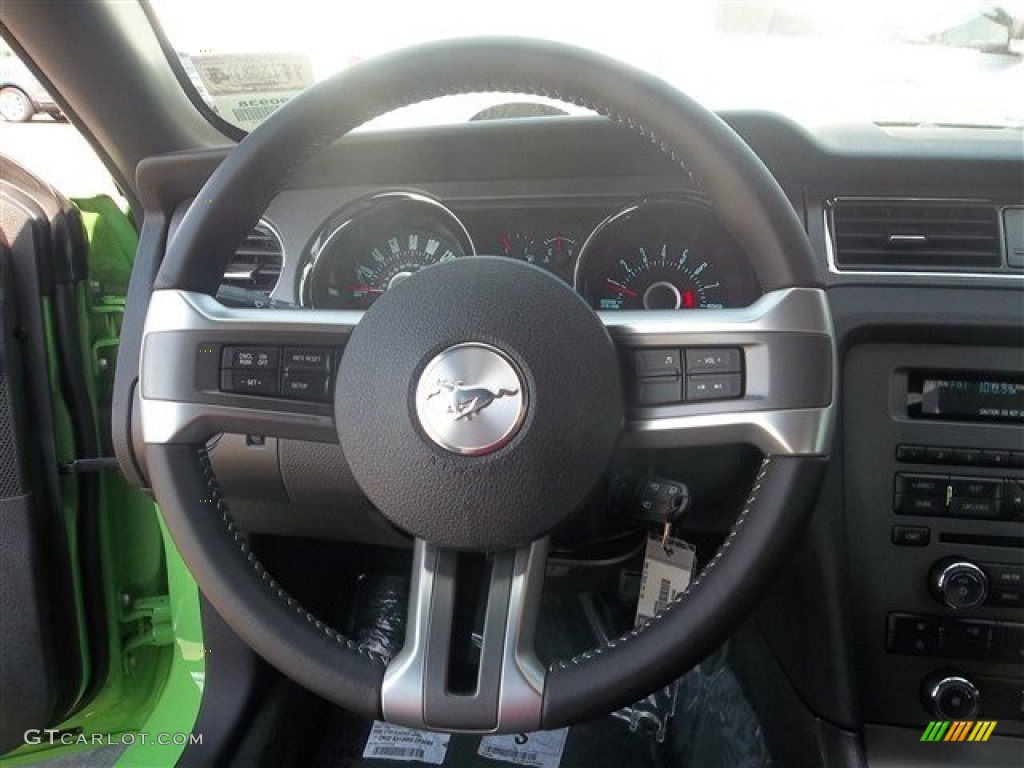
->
(844, 343, 1024, 733)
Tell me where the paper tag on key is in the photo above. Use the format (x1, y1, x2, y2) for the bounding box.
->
(635, 536, 695, 626)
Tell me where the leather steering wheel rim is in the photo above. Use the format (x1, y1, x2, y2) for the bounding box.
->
(142, 37, 832, 730)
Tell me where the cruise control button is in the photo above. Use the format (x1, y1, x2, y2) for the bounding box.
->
(282, 372, 330, 402)
(635, 349, 682, 378)
(222, 346, 279, 370)
(221, 370, 278, 396)
(283, 347, 332, 372)
(685, 347, 742, 375)
(686, 373, 742, 401)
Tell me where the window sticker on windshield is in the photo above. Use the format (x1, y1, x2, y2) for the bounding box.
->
(190, 53, 313, 131)
(478, 728, 569, 768)
(362, 720, 450, 764)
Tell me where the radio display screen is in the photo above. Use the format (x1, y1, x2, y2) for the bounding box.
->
(915, 375, 1024, 423)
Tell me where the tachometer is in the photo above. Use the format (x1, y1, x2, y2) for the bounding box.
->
(574, 195, 758, 311)
(301, 192, 473, 309)
(596, 244, 724, 310)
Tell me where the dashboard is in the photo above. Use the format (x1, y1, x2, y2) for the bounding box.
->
(147, 113, 1023, 764)
(293, 190, 760, 312)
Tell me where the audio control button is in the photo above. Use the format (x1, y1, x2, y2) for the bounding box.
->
(923, 674, 981, 720)
(950, 476, 1002, 499)
(949, 497, 1001, 519)
(897, 474, 948, 496)
(931, 559, 989, 611)
(895, 494, 945, 516)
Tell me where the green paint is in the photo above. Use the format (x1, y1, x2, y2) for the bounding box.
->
(1, 198, 204, 767)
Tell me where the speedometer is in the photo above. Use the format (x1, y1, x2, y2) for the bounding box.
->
(341, 228, 461, 306)
(301, 192, 474, 309)
(574, 195, 758, 311)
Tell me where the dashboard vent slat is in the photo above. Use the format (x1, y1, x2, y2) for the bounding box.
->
(223, 222, 283, 294)
(831, 200, 1001, 271)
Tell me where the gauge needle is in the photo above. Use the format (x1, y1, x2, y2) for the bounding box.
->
(605, 278, 637, 298)
(349, 285, 386, 293)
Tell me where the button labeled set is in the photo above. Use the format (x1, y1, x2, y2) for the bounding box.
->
(221, 346, 334, 403)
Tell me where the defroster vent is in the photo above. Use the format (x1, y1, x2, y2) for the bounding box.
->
(830, 199, 1001, 272)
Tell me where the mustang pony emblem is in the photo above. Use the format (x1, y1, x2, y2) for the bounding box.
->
(425, 380, 519, 421)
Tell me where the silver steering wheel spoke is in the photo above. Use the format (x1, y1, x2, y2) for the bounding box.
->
(383, 539, 549, 733)
(139, 289, 362, 444)
(603, 287, 835, 456)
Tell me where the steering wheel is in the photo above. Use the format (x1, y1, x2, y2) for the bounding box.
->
(139, 38, 834, 732)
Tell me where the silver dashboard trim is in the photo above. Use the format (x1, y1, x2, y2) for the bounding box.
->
(598, 286, 831, 337)
(143, 289, 365, 335)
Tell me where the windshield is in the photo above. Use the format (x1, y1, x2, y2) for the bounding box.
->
(150, 0, 1024, 132)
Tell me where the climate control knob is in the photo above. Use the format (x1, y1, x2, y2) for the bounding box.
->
(922, 673, 981, 720)
(930, 559, 988, 611)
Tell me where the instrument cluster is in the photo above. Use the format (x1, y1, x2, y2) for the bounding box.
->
(298, 190, 760, 311)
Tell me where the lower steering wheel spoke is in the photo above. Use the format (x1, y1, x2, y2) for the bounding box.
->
(603, 287, 835, 456)
(139, 289, 362, 444)
(383, 538, 549, 733)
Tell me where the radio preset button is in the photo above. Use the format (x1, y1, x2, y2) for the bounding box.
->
(924, 446, 956, 464)
(982, 450, 1013, 468)
(896, 445, 927, 463)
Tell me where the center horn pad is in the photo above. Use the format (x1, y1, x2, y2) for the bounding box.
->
(336, 257, 623, 551)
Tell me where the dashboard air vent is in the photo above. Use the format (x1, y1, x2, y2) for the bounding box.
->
(223, 222, 283, 294)
(831, 200, 1001, 271)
